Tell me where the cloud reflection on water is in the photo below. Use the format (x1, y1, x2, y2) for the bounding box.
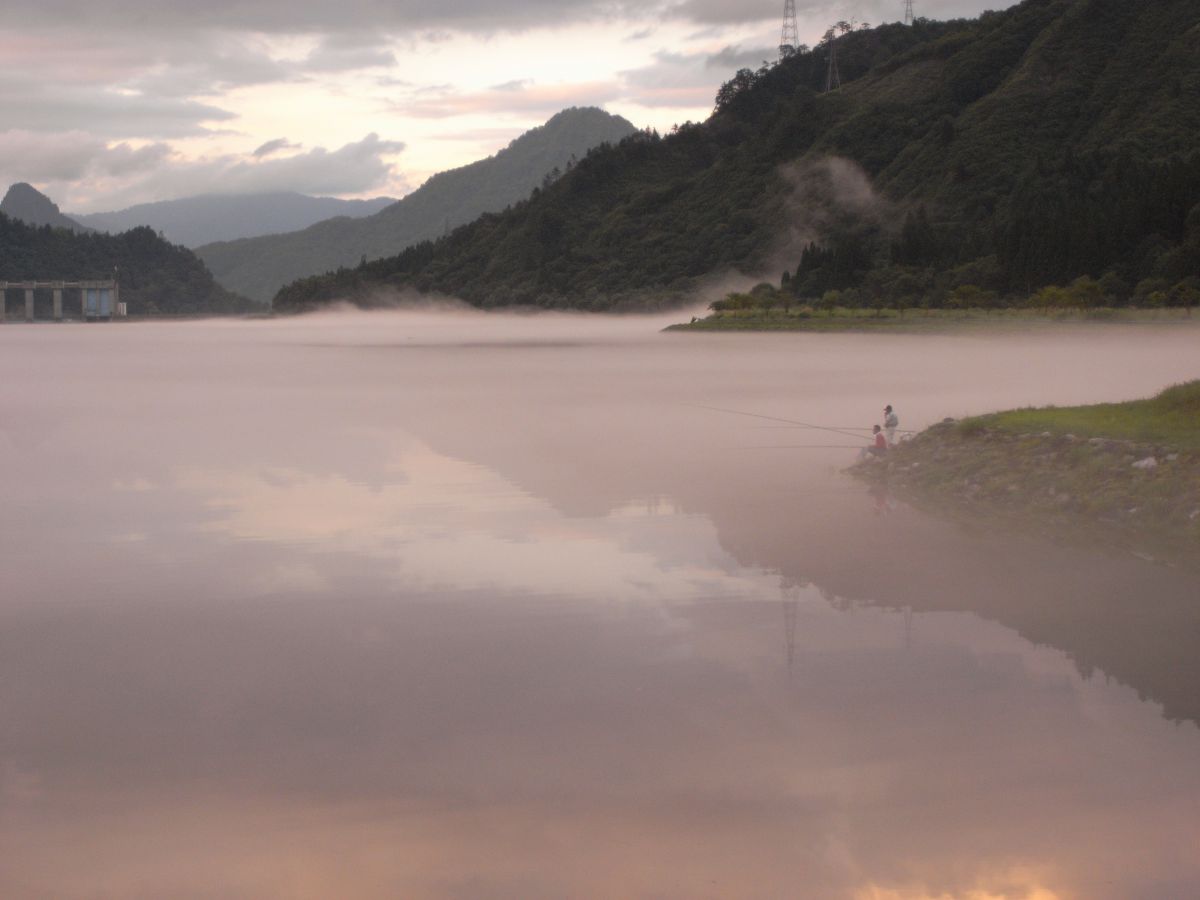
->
(175, 440, 779, 603)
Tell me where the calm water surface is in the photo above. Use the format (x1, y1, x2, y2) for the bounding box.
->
(2, 313, 1199, 899)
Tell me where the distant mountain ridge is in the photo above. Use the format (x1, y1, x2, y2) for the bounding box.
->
(274, 0, 1200, 314)
(72, 192, 396, 248)
(1, 183, 90, 233)
(196, 107, 638, 303)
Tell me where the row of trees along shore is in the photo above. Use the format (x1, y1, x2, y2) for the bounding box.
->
(713, 271, 1200, 317)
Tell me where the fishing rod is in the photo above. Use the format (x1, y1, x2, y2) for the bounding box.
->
(747, 424, 876, 431)
(685, 403, 870, 441)
(748, 424, 917, 434)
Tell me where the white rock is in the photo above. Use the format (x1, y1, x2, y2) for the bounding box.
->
(1131, 456, 1158, 470)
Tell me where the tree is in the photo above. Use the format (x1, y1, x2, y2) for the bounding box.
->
(1066, 275, 1105, 309)
(1133, 277, 1170, 307)
(1169, 278, 1200, 315)
(779, 271, 794, 311)
(713, 68, 758, 113)
(1098, 271, 1131, 305)
(948, 284, 992, 310)
(817, 289, 841, 312)
(893, 206, 938, 266)
(1029, 285, 1069, 310)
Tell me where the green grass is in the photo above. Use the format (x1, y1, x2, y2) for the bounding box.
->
(969, 381, 1200, 452)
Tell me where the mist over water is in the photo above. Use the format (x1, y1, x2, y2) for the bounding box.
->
(2, 312, 1199, 898)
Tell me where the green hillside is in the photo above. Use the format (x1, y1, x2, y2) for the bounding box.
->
(199, 107, 636, 303)
(275, 0, 1200, 313)
(0, 211, 258, 316)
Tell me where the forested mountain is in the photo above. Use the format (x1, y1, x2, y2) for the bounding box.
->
(275, 0, 1200, 313)
(1, 183, 90, 233)
(73, 192, 395, 248)
(0, 211, 258, 316)
(198, 107, 637, 303)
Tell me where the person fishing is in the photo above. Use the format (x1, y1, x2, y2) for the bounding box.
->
(859, 425, 888, 461)
(884, 404, 899, 447)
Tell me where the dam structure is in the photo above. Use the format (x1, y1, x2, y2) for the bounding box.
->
(0, 280, 123, 322)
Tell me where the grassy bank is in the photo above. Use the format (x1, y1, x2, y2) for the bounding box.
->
(666, 307, 1200, 332)
(971, 382, 1200, 452)
(851, 382, 1200, 564)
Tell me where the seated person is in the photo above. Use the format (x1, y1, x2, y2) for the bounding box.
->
(859, 425, 888, 460)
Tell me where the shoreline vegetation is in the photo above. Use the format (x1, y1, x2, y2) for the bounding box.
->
(667, 306, 1198, 332)
(850, 382, 1200, 567)
(668, 282, 1200, 332)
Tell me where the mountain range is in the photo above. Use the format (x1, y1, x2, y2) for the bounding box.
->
(274, 0, 1200, 313)
(0, 106, 639, 317)
(196, 107, 637, 303)
(71, 193, 395, 248)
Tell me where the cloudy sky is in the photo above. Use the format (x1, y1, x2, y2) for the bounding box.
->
(0, 0, 1006, 212)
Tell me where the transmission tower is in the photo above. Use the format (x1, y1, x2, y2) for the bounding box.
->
(779, 0, 799, 59)
(904, 0, 915, 25)
(824, 29, 841, 92)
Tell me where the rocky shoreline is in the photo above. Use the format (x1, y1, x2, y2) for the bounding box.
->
(851, 420, 1200, 566)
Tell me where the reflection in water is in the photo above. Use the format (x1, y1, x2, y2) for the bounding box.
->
(868, 483, 897, 518)
(174, 444, 776, 604)
(1, 313, 1199, 898)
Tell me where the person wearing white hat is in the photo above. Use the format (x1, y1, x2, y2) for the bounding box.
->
(884, 404, 899, 447)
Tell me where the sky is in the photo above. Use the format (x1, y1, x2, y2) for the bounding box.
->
(0, 0, 1006, 213)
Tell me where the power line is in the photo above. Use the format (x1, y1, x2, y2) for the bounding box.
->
(904, 0, 915, 26)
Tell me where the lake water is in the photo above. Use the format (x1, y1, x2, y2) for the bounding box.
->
(2, 312, 1199, 899)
